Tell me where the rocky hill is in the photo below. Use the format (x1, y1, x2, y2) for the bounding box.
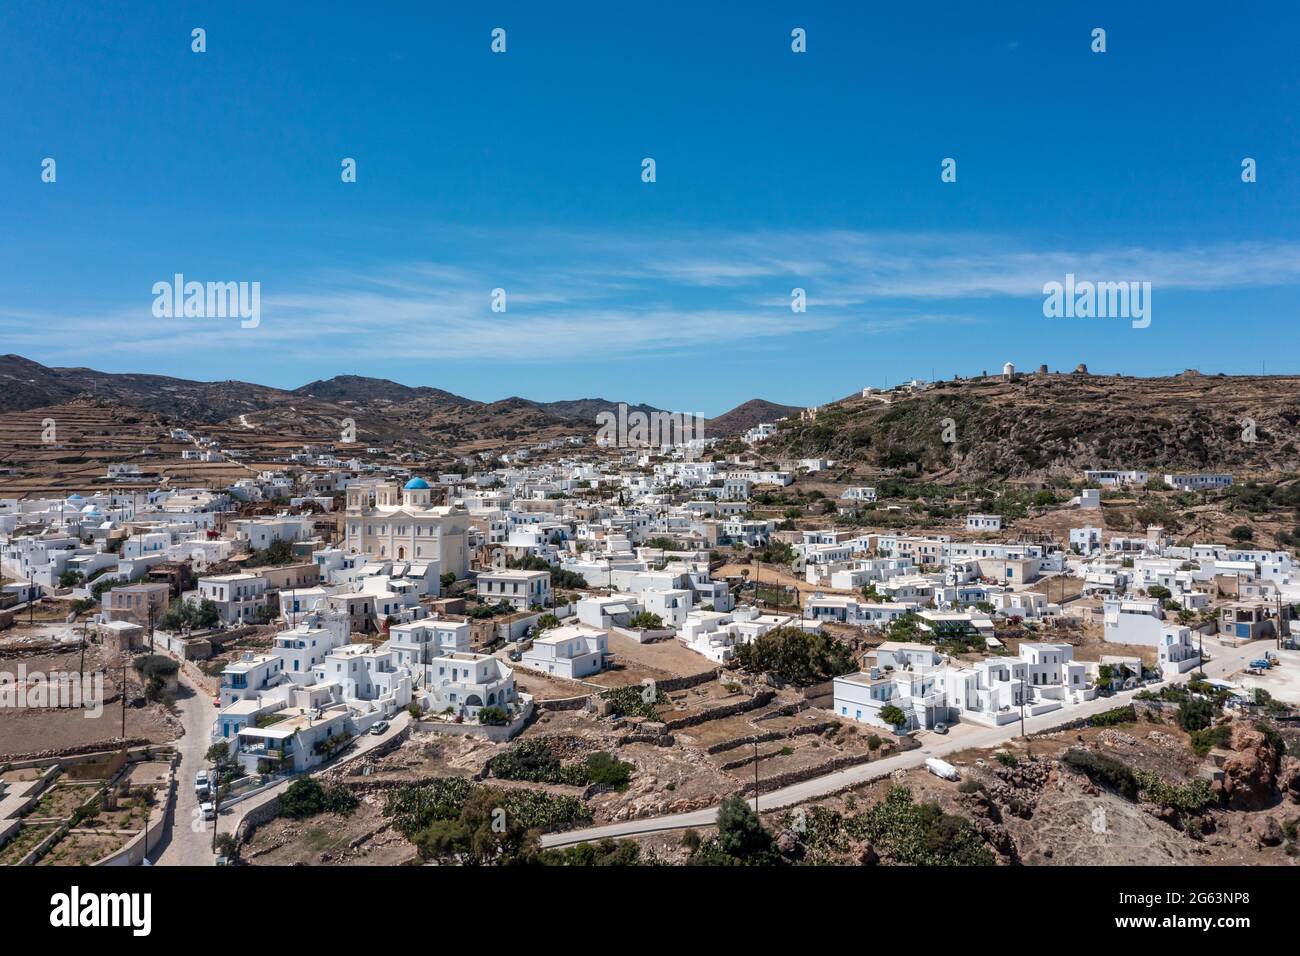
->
(764, 371, 1300, 480)
(707, 398, 803, 437)
(0, 356, 783, 461)
(292, 375, 470, 407)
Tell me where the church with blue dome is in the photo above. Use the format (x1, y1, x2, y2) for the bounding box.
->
(343, 476, 468, 577)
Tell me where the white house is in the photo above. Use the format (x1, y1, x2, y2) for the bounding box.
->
(476, 568, 551, 611)
(424, 652, 519, 720)
(843, 487, 877, 503)
(1084, 470, 1149, 487)
(1070, 525, 1104, 554)
(1102, 597, 1164, 646)
(314, 643, 412, 715)
(834, 642, 1095, 733)
(271, 610, 351, 679)
(520, 624, 608, 679)
(1164, 474, 1233, 492)
(966, 514, 1003, 533)
(194, 573, 268, 624)
(234, 704, 352, 774)
(388, 619, 472, 680)
(1157, 625, 1202, 676)
(219, 652, 285, 707)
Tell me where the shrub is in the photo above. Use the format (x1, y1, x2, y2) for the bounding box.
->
(1062, 749, 1138, 799)
(866, 734, 882, 751)
(600, 685, 661, 720)
(1177, 697, 1214, 732)
(1089, 704, 1136, 727)
(477, 706, 508, 726)
(733, 625, 855, 685)
(213, 832, 238, 859)
(1189, 723, 1232, 757)
(1132, 769, 1216, 813)
(879, 705, 908, 729)
(280, 779, 327, 818)
(688, 794, 781, 866)
(538, 838, 641, 866)
(995, 752, 1018, 767)
(582, 751, 633, 791)
(847, 786, 994, 866)
(489, 740, 633, 790)
(133, 654, 179, 680)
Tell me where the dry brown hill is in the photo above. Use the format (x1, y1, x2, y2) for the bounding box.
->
(765, 371, 1300, 480)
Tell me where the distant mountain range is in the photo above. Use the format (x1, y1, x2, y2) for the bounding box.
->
(0, 355, 798, 453)
(6, 355, 1290, 479)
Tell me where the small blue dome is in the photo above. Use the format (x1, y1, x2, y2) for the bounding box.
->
(403, 477, 430, 490)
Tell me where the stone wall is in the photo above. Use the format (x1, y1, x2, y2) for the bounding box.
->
(740, 750, 878, 796)
(662, 690, 776, 732)
(707, 719, 839, 756)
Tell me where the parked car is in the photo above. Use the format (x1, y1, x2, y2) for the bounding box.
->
(370, 720, 390, 736)
(194, 770, 209, 795)
(200, 801, 216, 821)
(933, 722, 949, 735)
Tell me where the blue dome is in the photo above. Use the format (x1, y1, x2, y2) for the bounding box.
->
(403, 477, 430, 490)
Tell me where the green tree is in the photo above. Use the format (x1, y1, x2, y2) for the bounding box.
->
(688, 794, 780, 866)
(879, 704, 908, 729)
(733, 626, 855, 685)
(1177, 696, 1214, 732)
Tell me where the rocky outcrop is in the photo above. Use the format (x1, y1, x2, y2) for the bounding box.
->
(1215, 723, 1283, 812)
(1278, 758, 1300, 804)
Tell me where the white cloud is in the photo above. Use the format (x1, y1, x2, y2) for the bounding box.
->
(5, 229, 1299, 365)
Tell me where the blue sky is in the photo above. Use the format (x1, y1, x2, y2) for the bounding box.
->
(2, 1, 1299, 415)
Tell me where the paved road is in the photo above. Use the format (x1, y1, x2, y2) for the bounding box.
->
(541, 637, 1262, 848)
(152, 669, 219, 866)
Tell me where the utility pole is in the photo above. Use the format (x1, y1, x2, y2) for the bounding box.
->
(1018, 663, 1026, 740)
(1276, 589, 1285, 652)
(210, 756, 222, 853)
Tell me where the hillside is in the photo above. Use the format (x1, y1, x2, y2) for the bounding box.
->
(0, 356, 668, 461)
(764, 371, 1300, 480)
(292, 375, 471, 407)
(525, 398, 664, 423)
(707, 398, 803, 437)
